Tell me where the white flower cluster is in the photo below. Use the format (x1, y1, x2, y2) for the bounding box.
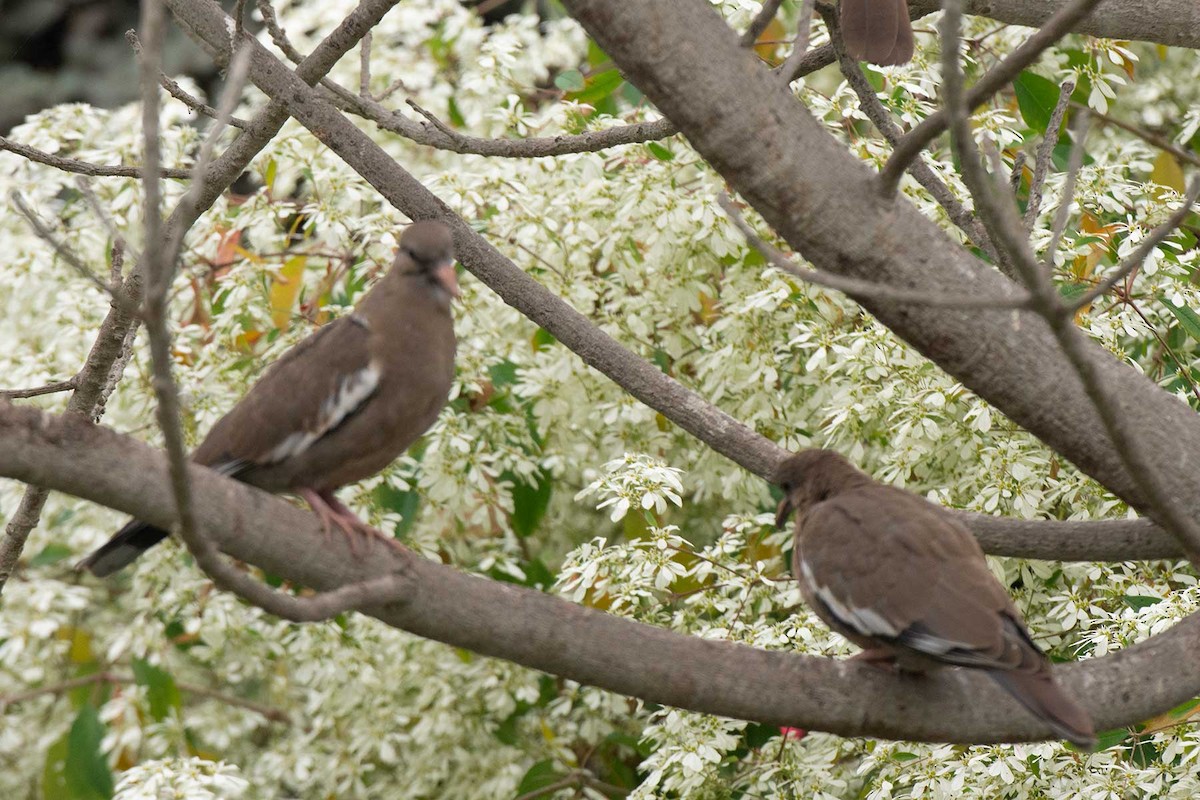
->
(114, 758, 248, 800)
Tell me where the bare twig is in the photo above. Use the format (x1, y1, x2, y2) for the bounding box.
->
(10, 191, 138, 312)
(359, 31, 372, 97)
(0, 135, 190, 180)
(126, 31, 249, 129)
(75, 177, 145, 265)
(1043, 111, 1089, 270)
(139, 11, 414, 622)
(777, 0, 817, 82)
(1080, 101, 1200, 169)
(1069, 179, 1200, 311)
(719, 193, 1028, 309)
(881, 0, 1102, 196)
(256, 0, 306, 63)
(163, 42, 255, 269)
(0, 380, 77, 400)
(740, 0, 784, 47)
(0, 670, 291, 725)
(1023, 80, 1075, 230)
(1009, 150, 1027, 194)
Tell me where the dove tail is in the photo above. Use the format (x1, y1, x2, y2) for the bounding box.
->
(76, 520, 169, 577)
(839, 0, 914, 66)
(989, 667, 1096, 750)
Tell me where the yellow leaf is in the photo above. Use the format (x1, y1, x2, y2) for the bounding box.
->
(1151, 151, 1186, 195)
(269, 256, 308, 331)
(754, 18, 788, 66)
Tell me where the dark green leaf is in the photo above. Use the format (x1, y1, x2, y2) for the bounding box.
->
(1123, 594, 1163, 610)
(1013, 71, 1060, 133)
(489, 360, 519, 388)
(891, 752, 920, 762)
(1163, 296, 1200, 341)
(374, 483, 422, 540)
(1167, 697, 1200, 718)
(646, 142, 674, 161)
(554, 69, 585, 92)
(1088, 728, 1130, 752)
(1131, 737, 1162, 767)
(447, 96, 466, 129)
(743, 722, 776, 749)
(516, 759, 564, 796)
(44, 706, 113, 800)
(132, 658, 181, 722)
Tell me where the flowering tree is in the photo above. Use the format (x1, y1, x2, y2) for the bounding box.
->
(3, 0, 1200, 796)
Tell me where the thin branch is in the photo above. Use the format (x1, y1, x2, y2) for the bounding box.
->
(10, 191, 139, 313)
(0, 380, 77, 400)
(740, 0, 784, 47)
(1081, 101, 1200, 170)
(0, 671, 291, 725)
(880, 0, 1102, 196)
(1009, 151, 1026, 192)
(719, 194, 1028, 309)
(822, 5, 998, 262)
(359, 31, 373, 97)
(1069, 179, 1200, 311)
(140, 11, 415, 622)
(777, 0, 817, 82)
(126, 31, 249, 129)
(255, 0, 306, 63)
(0, 135, 191, 180)
(1044, 111, 1090, 270)
(75, 177, 145, 266)
(1023, 80, 1075, 231)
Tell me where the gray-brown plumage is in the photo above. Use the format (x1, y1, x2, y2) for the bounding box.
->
(775, 449, 1095, 748)
(840, 0, 914, 66)
(78, 221, 459, 577)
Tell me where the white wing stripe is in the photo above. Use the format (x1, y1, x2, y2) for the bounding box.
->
(800, 557, 900, 638)
(266, 362, 381, 463)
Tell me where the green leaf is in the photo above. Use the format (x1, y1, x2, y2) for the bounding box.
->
(1167, 697, 1200, 718)
(1013, 71, 1060, 133)
(1123, 594, 1163, 610)
(646, 142, 674, 161)
(489, 360, 519, 388)
(374, 482, 422, 540)
(131, 658, 181, 722)
(1163, 296, 1200, 341)
(30, 543, 75, 567)
(554, 69, 585, 92)
(891, 751, 920, 762)
(43, 705, 113, 800)
(516, 760, 565, 796)
(447, 96, 466, 129)
(1088, 727, 1131, 752)
(510, 470, 552, 538)
(568, 69, 624, 107)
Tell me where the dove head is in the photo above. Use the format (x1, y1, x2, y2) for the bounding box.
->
(398, 220, 459, 300)
(774, 449, 871, 528)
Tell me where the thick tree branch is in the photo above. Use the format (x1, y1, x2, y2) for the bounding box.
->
(1, 402, 1197, 745)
